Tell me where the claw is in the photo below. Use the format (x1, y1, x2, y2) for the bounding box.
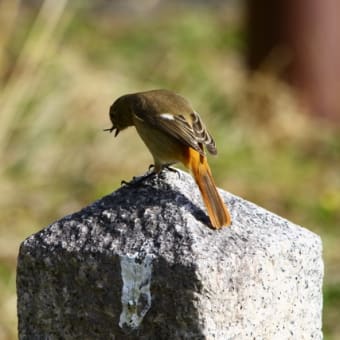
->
(120, 172, 156, 187)
(121, 180, 130, 186)
(163, 165, 180, 179)
(120, 164, 178, 188)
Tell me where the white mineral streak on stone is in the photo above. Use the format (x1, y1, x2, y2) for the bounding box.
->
(119, 253, 153, 330)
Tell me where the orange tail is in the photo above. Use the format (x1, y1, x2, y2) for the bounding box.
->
(185, 148, 231, 229)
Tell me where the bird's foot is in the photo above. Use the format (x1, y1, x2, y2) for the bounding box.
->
(160, 164, 180, 179)
(120, 164, 179, 187)
(120, 171, 156, 187)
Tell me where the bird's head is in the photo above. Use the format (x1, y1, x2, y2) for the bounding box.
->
(104, 94, 135, 136)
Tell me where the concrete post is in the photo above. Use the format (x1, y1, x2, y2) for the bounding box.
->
(17, 170, 323, 339)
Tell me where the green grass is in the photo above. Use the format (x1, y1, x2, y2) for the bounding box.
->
(0, 2, 339, 339)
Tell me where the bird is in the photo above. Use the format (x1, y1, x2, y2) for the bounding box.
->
(105, 89, 231, 229)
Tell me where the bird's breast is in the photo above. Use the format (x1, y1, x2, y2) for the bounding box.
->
(134, 118, 186, 165)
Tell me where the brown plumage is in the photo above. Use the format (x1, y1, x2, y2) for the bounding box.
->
(106, 89, 231, 228)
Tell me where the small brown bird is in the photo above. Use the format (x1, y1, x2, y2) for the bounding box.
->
(105, 89, 231, 228)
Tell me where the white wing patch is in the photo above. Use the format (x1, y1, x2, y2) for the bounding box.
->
(159, 113, 175, 120)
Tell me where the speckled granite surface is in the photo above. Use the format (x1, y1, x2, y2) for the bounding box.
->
(17, 169, 323, 339)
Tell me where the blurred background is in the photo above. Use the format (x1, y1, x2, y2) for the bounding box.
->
(0, 0, 339, 338)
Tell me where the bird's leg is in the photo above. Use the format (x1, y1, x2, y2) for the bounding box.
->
(120, 166, 157, 187)
(120, 163, 180, 187)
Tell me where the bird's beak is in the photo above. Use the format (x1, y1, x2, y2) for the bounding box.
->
(103, 126, 114, 133)
(103, 126, 120, 137)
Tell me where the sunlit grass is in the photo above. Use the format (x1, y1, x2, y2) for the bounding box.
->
(0, 2, 339, 339)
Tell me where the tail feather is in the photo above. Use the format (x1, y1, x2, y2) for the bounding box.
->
(186, 148, 231, 228)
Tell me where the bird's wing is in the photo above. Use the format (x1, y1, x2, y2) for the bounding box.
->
(135, 109, 217, 156)
(189, 111, 217, 155)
